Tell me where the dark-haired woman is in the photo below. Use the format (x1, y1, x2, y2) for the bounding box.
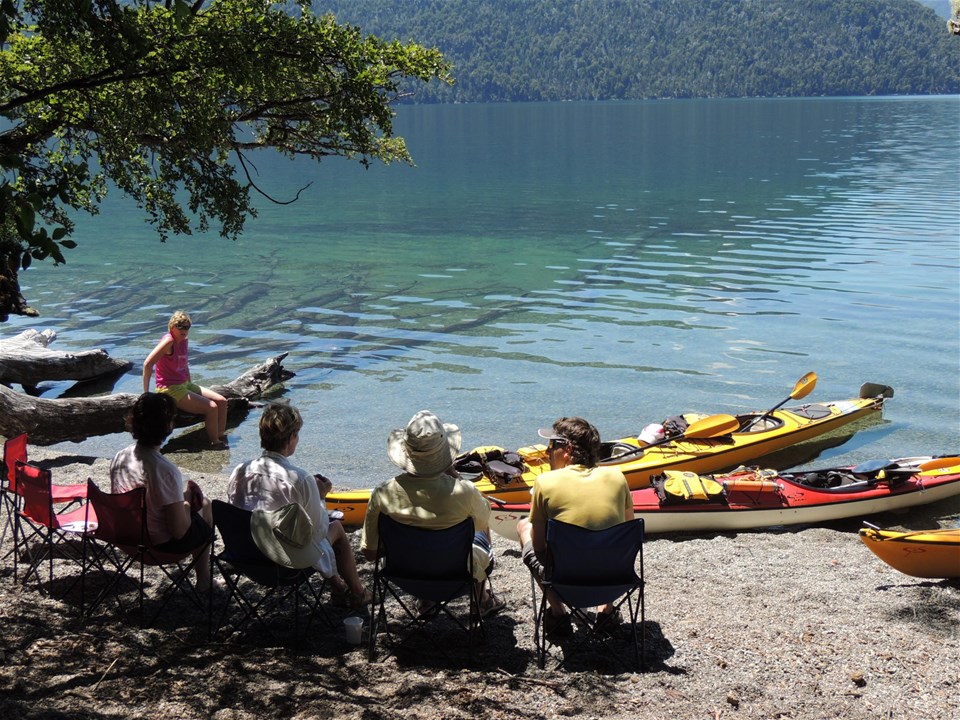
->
(110, 392, 214, 591)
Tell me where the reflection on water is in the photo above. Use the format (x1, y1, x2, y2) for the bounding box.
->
(6, 98, 959, 529)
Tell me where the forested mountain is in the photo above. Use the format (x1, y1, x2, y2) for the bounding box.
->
(325, 0, 960, 102)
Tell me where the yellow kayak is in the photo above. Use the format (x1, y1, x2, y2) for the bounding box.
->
(327, 375, 892, 526)
(859, 526, 960, 579)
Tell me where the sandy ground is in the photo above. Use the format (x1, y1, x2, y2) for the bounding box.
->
(1, 446, 958, 720)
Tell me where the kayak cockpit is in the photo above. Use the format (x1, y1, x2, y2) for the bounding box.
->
(600, 441, 643, 462)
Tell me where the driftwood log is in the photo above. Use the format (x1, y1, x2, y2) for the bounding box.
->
(0, 329, 133, 390)
(0, 353, 294, 445)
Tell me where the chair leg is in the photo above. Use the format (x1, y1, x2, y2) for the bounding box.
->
(530, 573, 548, 670)
(367, 579, 384, 662)
(14, 523, 50, 593)
(639, 589, 646, 672)
(0, 504, 12, 552)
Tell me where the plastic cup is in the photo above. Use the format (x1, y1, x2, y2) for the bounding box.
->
(343, 616, 363, 645)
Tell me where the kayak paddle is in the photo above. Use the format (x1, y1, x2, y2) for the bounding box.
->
(676, 413, 740, 441)
(744, 371, 817, 432)
(609, 413, 740, 462)
(918, 456, 960, 472)
(857, 456, 960, 482)
(859, 382, 895, 399)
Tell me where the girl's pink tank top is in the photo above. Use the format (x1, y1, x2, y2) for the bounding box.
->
(155, 332, 190, 387)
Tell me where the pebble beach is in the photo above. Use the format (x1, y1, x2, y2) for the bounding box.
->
(1, 445, 957, 720)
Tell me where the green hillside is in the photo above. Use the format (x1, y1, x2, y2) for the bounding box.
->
(325, 0, 960, 102)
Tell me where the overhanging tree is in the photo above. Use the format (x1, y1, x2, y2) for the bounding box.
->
(0, 0, 451, 321)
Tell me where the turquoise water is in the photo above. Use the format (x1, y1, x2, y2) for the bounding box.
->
(8, 98, 960, 517)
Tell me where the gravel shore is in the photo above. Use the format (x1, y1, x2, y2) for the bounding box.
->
(1, 446, 957, 720)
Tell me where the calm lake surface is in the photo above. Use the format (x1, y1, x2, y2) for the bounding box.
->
(8, 96, 960, 523)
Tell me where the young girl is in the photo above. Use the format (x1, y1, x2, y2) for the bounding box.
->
(143, 310, 228, 447)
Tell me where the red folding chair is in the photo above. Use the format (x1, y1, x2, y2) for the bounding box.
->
(2, 433, 30, 551)
(81, 479, 211, 626)
(12, 461, 97, 597)
(3, 434, 88, 551)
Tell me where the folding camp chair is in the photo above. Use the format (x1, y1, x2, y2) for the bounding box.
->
(209, 500, 331, 645)
(2, 434, 86, 554)
(12, 461, 96, 596)
(81, 479, 211, 626)
(368, 515, 484, 663)
(532, 518, 646, 672)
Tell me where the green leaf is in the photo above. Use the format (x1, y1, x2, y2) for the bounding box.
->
(0, 0, 451, 319)
(14, 204, 35, 237)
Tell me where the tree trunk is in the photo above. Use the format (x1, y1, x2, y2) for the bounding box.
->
(0, 329, 133, 388)
(0, 248, 37, 323)
(0, 353, 294, 445)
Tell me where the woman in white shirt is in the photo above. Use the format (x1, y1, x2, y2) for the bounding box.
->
(110, 393, 214, 591)
(227, 403, 370, 608)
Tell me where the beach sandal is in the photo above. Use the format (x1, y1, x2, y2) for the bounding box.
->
(595, 609, 622, 636)
(478, 591, 506, 619)
(416, 599, 437, 617)
(331, 586, 373, 610)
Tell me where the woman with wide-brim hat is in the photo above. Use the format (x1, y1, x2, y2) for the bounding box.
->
(360, 410, 505, 617)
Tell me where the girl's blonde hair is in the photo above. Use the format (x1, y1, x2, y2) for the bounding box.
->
(168, 310, 192, 331)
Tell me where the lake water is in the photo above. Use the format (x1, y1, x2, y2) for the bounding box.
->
(7, 97, 960, 523)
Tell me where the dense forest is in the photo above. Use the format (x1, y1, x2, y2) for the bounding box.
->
(325, 0, 960, 102)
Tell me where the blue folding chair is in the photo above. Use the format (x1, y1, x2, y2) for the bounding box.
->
(533, 518, 646, 672)
(368, 515, 483, 663)
(209, 500, 330, 645)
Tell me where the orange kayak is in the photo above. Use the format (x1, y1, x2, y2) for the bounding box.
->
(859, 526, 960, 579)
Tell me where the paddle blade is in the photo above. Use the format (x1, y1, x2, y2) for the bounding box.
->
(684, 414, 739, 439)
(853, 459, 897, 475)
(918, 456, 960, 472)
(744, 373, 816, 432)
(789, 371, 817, 401)
(859, 382, 895, 399)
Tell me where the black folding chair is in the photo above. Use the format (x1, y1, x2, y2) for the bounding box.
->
(532, 518, 646, 672)
(368, 515, 483, 663)
(81, 479, 211, 627)
(209, 500, 331, 645)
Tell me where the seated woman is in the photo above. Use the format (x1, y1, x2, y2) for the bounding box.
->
(110, 392, 214, 591)
(227, 402, 370, 608)
(360, 410, 505, 617)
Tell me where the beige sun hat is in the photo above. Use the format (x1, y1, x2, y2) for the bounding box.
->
(250, 502, 320, 569)
(387, 410, 462, 476)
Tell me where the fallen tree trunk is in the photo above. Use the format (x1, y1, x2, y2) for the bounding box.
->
(0, 329, 133, 389)
(0, 353, 294, 445)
